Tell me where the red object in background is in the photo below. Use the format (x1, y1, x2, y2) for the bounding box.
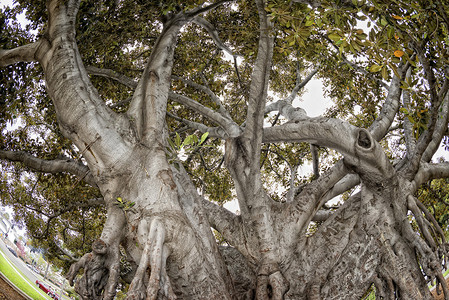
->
(35, 280, 59, 299)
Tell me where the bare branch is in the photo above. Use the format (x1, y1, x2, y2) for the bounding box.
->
(0, 150, 97, 187)
(311, 144, 319, 178)
(128, 12, 189, 142)
(201, 199, 249, 252)
(265, 64, 320, 120)
(186, 0, 234, 18)
(340, 57, 389, 89)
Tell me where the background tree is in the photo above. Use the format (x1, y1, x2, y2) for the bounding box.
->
(1, 0, 449, 299)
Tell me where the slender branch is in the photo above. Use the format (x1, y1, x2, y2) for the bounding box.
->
(85, 65, 138, 89)
(415, 199, 446, 244)
(265, 65, 320, 119)
(172, 75, 232, 118)
(402, 68, 417, 155)
(322, 34, 389, 89)
(185, 0, 234, 18)
(192, 16, 235, 56)
(243, 0, 274, 156)
(421, 91, 449, 162)
(168, 91, 241, 137)
(0, 150, 97, 187)
(166, 112, 228, 138)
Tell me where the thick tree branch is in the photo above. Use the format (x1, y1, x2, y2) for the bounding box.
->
(0, 42, 42, 67)
(0, 150, 97, 187)
(201, 199, 252, 256)
(243, 0, 274, 157)
(368, 73, 403, 141)
(127, 12, 189, 142)
(413, 162, 449, 189)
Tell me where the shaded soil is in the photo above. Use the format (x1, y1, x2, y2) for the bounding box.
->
(432, 277, 449, 300)
(0, 275, 26, 300)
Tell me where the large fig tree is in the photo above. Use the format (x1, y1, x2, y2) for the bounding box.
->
(1, 0, 449, 299)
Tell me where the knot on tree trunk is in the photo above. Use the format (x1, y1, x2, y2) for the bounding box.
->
(343, 128, 395, 185)
(357, 129, 372, 150)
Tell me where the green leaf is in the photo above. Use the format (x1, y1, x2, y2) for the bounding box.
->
(175, 133, 181, 148)
(369, 64, 382, 72)
(381, 66, 388, 80)
(328, 33, 341, 42)
(305, 20, 314, 27)
(200, 132, 209, 145)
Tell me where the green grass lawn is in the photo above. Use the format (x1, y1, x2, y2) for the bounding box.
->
(0, 248, 54, 300)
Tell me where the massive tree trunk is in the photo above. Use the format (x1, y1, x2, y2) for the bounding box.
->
(1, 0, 449, 299)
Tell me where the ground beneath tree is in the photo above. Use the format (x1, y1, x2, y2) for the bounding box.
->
(0, 274, 26, 300)
(431, 276, 449, 300)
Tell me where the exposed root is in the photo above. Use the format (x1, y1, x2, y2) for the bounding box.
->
(126, 217, 176, 300)
(66, 239, 121, 300)
(255, 262, 289, 300)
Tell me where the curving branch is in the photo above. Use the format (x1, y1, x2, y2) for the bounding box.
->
(185, 0, 234, 18)
(413, 162, 449, 189)
(0, 150, 97, 187)
(127, 12, 190, 143)
(265, 64, 320, 120)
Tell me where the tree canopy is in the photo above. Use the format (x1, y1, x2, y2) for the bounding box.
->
(1, 0, 449, 299)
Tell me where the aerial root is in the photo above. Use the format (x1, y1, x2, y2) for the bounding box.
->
(255, 262, 289, 300)
(406, 195, 449, 298)
(66, 239, 121, 300)
(126, 218, 176, 300)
